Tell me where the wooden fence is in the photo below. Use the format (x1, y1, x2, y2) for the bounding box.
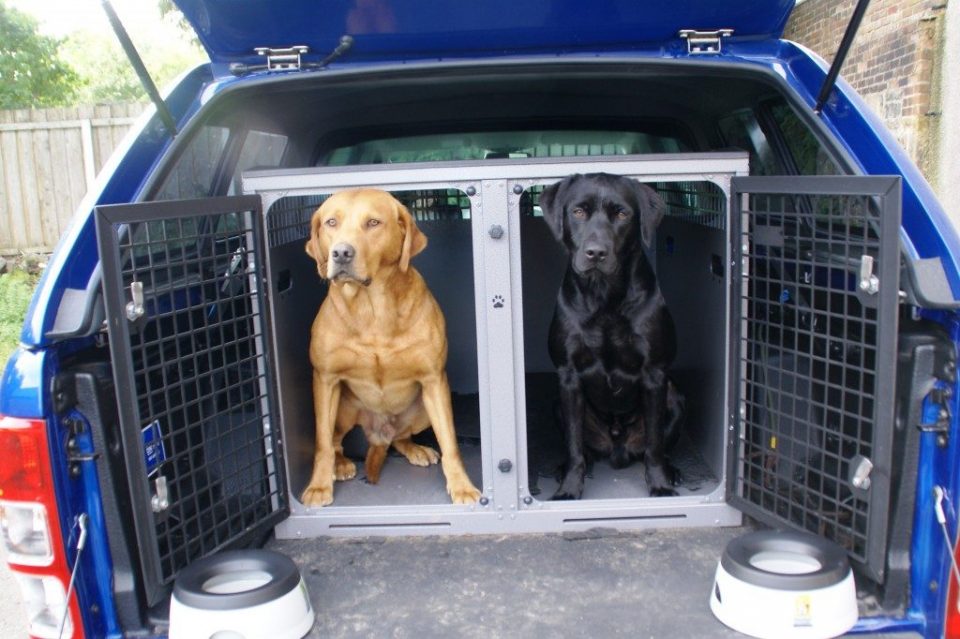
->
(0, 103, 145, 253)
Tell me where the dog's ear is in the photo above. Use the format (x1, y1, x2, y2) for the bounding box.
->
(397, 201, 428, 272)
(305, 206, 328, 278)
(539, 175, 579, 242)
(635, 182, 666, 248)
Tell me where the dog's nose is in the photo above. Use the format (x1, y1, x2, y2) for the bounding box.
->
(583, 245, 607, 263)
(330, 243, 355, 265)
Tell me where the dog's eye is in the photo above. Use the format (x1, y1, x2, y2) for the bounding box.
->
(324, 218, 337, 228)
(616, 208, 631, 220)
(367, 219, 381, 228)
(572, 207, 586, 219)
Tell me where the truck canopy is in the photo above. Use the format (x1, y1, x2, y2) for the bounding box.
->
(172, 0, 796, 65)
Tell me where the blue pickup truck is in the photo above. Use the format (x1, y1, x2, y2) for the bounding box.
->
(3, 1, 960, 637)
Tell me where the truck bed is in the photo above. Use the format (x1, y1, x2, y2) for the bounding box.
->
(268, 526, 916, 638)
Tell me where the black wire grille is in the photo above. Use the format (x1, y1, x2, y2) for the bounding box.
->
(267, 195, 323, 249)
(731, 176, 900, 582)
(517, 180, 724, 224)
(97, 196, 286, 603)
(654, 181, 726, 230)
(266, 189, 471, 250)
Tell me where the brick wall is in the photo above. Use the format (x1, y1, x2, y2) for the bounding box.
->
(784, 0, 948, 188)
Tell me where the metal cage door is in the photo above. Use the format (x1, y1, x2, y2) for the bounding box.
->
(729, 176, 901, 582)
(96, 195, 287, 605)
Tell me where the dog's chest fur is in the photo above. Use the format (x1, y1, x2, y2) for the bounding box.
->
(566, 312, 646, 411)
(330, 340, 433, 413)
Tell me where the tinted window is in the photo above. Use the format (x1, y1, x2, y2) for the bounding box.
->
(229, 130, 289, 195)
(769, 104, 840, 175)
(155, 126, 230, 200)
(718, 110, 779, 176)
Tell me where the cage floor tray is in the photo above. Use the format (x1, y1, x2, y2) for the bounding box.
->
(327, 439, 484, 507)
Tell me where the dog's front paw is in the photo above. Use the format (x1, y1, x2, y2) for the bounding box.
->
(666, 463, 683, 487)
(646, 460, 681, 496)
(333, 459, 357, 481)
(301, 485, 334, 507)
(552, 466, 585, 500)
(648, 486, 678, 497)
(403, 444, 440, 467)
(335, 456, 357, 481)
(448, 480, 482, 504)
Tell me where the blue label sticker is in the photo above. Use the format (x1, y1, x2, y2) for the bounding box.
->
(142, 420, 167, 476)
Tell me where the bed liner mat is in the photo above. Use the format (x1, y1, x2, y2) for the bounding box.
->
(268, 526, 916, 638)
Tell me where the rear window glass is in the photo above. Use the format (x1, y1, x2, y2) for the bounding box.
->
(155, 125, 230, 200)
(769, 104, 840, 176)
(228, 130, 289, 195)
(718, 110, 779, 176)
(323, 130, 690, 166)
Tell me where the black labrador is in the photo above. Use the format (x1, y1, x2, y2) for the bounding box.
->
(541, 173, 684, 499)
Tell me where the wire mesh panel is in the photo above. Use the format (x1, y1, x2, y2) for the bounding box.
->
(654, 180, 726, 230)
(730, 176, 901, 582)
(96, 196, 287, 604)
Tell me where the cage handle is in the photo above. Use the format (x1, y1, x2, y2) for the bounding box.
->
(125, 280, 145, 322)
(858, 255, 879, 295)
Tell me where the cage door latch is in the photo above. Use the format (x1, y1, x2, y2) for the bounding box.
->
(125, 281, 145, 322)
(151, 476, 169, 513)
(849, 454, 874, 491)
(858, 255, 880, 295)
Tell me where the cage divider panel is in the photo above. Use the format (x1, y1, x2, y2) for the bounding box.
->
(729, 176, 901, 583)
(95, 196, 287, 606)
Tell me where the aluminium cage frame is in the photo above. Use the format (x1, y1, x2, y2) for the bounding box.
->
(241, 153, 749, 538)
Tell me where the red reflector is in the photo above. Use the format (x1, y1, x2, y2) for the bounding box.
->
(0, 417, 47, 501)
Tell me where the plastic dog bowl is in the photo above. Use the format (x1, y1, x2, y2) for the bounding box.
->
(710, 530, 857, 639)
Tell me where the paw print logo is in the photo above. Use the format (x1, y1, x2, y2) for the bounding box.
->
(492, 295, 505, 309)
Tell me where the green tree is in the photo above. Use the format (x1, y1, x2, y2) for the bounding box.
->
(0, 1, 80, 109)
(61, 29, 205, 104)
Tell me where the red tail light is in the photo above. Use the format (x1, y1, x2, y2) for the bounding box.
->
(0, 420, 45, 496)
(947, 537, 960, 638)
(0, 416, 84, 638)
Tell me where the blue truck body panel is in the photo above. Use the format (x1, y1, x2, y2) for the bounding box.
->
(4, 5, 959, 634)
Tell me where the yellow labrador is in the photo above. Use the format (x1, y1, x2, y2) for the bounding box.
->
(301, 188, 481, 507)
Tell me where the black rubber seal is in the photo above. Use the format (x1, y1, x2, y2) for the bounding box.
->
(720, 530, 851, 592)
(173, 549, 302, 611)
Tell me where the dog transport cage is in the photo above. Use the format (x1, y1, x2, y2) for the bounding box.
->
(240, 153, 750, 537)
(95, 153, 904, 598)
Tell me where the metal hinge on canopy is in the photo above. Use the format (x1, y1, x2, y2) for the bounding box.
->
(254, 45, 310, 71)
(678, 29, 734, 54)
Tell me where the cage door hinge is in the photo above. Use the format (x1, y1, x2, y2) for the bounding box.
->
(678, 29, 734, 54)
(254, 45, 309, 71)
